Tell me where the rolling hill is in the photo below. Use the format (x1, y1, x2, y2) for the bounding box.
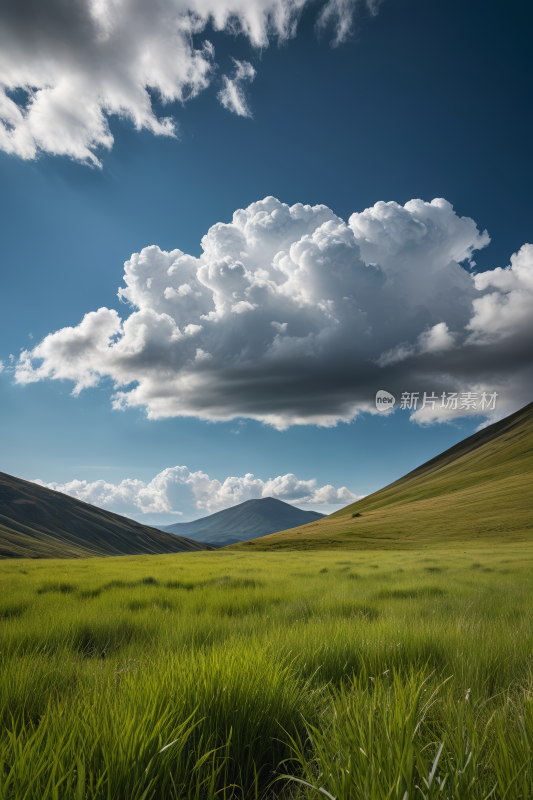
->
(159, 497, 325, 546)
(0, 471, 213, 558)
(229, 401, 533, 550)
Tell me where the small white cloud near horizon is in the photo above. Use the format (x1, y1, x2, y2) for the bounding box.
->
(33, 466, 361, 517)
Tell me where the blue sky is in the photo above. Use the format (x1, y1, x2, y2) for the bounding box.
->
(1, 0, 532, 523)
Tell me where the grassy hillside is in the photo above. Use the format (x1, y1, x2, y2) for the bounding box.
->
(231, 401, 533, 550)
(0, 471, 213, 558)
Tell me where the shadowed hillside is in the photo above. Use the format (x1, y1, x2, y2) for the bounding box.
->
(160, 497, 325, 546)
(229, 401, 533, 550)
(0, 472, 213, 558)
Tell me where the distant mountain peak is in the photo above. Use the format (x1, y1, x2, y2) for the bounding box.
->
(159, 496, 326, 547)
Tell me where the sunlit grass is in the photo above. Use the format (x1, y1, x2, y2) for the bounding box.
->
(1, 546, 533, 797)
(232, 402, 533, 552)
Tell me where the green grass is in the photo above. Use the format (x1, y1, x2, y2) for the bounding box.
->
(1, 546, 533, 797)
(234, 401, 533, 551)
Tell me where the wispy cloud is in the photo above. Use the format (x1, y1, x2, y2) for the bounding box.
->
(316, 0, 384, 46)
(0, 0, 380, 166)
(217, 59, 256, 118)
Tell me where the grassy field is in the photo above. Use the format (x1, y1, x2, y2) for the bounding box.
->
(1, 546, 533, 798)
(232, 402, 533, 551)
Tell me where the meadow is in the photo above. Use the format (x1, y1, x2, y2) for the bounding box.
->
(231, 402, 533, 553)
(1, 546, 533, 799)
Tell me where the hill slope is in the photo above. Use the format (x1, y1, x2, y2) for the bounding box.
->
(0, 471, 213, 558)
(229, 401, 533, 550)
(160, 497, 325, 546)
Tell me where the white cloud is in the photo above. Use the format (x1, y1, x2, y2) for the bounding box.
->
(466, 244, 533, 345)
(14, 196, 533, 427)
(34, 466, 359, 517)
(195, 347, 212, 362)
(376, 322, 456, 366)
(33, 476, 179, 516)
(0, 0, 377, 166)
(418, 322, 456, 354)
(16, 307, 122, 395)
(316, 0, 384, 46)
(217, 59, 256, 118)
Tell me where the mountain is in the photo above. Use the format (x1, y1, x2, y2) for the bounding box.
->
(229, 401, 533, 550)
(0, 471, 213, 558)
(159, 497, 325, 546)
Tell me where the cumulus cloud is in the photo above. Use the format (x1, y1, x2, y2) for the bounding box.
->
(14, 195, 533, 427)
(34, 466, 359, 517)
(0, 0, 377, 166)
(217, 59, 256, 118)
(466, 244, 533, 345)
